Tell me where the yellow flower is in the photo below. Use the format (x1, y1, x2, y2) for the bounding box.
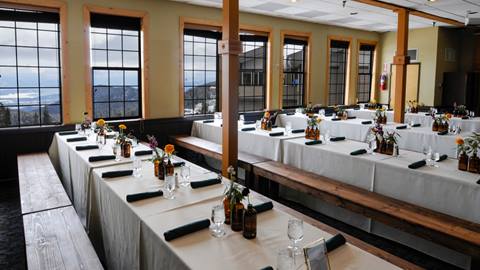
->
(119, 124, 127, 130)
(164, 144, 175, 155)
(370, 99, 377, 104)
(316, 118, 322, 124)
(264, 111, 270, 118)
(96, 119, 105, 127)
(455, 137, 464, 145)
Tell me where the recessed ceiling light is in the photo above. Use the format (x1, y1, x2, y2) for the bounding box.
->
(290, 0, 298, 3)
(427, 0, 436, 2)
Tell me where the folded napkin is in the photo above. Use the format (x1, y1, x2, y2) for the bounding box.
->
(244, 120, 256, 125)
(269, 132, 284, 137)
(253, 201, 273, 214)
(59, 131, 78, 136)
(106, 134, 115, 139)
(412, 123, 421, 127)
(326, 234, 346, 253)
(387, 108, 393, 111)
(164, 219, 211, 242)
(361, 120, 372, 125)
(438, 154, 448, 162)
(330, 136, 345, 142)
(88, 155, 115, 162)
(76, 145, 99, 151)
(305, 140, 322, 146)
(477, 179, 480, 185)
(325, 113, 333, 117)
(350, 149, 367, 156)
(438, 130, 448, 135)
(408, 160, 426, 169)
(462, 116, 469, 120)
(272, 125, 278, 128)
(102, 170, 133, 178)
(291, 129, 305, 134)
(241, 127, 256, 132)
(425, 113, 431, 116)
(190, 178, 222, 189)
(135, 150, 152, 156)
(331, 118, 341, 121)
(353, 107, 360, 110)
(396, 125, 407, 129)
(203, 119, 214, 123)
(126, 190, 163, 202)
(173, 161, 185, 167)
(67, 137, 87, 142)
(259, 267, 273, 270)
(347, 116, 356, 119)
(286, 112, 295, 115)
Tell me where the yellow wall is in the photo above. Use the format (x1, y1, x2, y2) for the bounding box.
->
(46, 0, 380, 123)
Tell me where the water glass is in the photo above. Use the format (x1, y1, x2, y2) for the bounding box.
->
(255, 120, 261, 130)
(367, 137, 377, 154)
(433, 152, 440, 168)
(133, 156, 142, 178)
(114, 144, 121, 162)
(210, 205, 226, 237)
(285, 122, 292, 135)
(179, 165, 191, 187)
(75, 124, 81, 131)
(319, 109, 325, 116)
(324, 130, 331, 144)
(287, 218, 304, 255)
(276, 249, 294, 270)
(164, 175, 176, 199)
(424, 146, 433, 166)
(360, 104, 365, 110)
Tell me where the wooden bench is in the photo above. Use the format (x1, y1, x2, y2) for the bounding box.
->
(170, 135, 269, 186)
(253, 160, 480, 269)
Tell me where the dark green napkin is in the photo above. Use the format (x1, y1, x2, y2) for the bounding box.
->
(59, 131, 78, 136)
(353, 107, 360, 110)
(244, 120, 256, 125)
(203, 120, 214, 123)
(89, 155, 115, 162)
(126, 190, 163, 202)
(253, 201, 273, 214)
(259, 267, 273, 270)
(347, 116, 356, 119)
(331, 118, 341, 121)
(438, 154, 448, 162)
(76, 145, 99, 151)
(305, 140, 322, 145)
(286, 112, 295, 115)
(396, 125, 407, 129)
(67, 137, 87, 142)
(438, 130, 448, 135)
(350, 149, 367, 156)
(241, 127, 255, 132)
(102, 170, 133, 178)
(190, 178, 221, 189)
(361, 121, 372, 125)
(291, 129, 305, 133)
(135, 150, 152, 156)
(408, 160, 426, 169)
(325, 113, 333, 117)
(330, 136, 345, 142)
(173, 161, 185, 167)
(269, 132, 284, 137)
(462, 116, 469, 120)
(412, 123, 421, 127)
(164, 219, 211, 242)
(326, 234, 346, 253)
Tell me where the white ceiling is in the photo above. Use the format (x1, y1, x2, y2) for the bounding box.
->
(170, 0, 480, 32)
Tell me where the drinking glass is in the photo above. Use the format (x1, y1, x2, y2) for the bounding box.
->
(424, 146, 433, 166)
(164, 175, 176, 199)
(179, 165, 191, 187)
(285, 122, 292, 135)
(324, 130, 331, 144)
(255, 120, 261, 130)
(114, 144, 121, 162)
(75, 124, 81, 132)
(433, 152, 440, 168)
(210, 205, 226, 237)
(367, 135, 376, 154)
(287, 218, 304, 255)
(276, 249, 294, 270)
(360, 104, 365, 110)
(133, 156, 142, 178)
(319, 109, 325, 116)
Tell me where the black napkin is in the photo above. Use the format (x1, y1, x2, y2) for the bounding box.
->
(253, 201, 273, 214)
(269, 132, 284, 137)
(438, 130, 448, 135)
(462, 116, 469, 120)
(67, 137, 87, 142)
(203, 119, 214, 123)
(173, 161, 185, 167)
(353, 107, 360, 110)
(291, 129, 305, 133)
(286, 112, 295, 115)
(330, 136, 345, 142)
(408, 160, 426, 169)
(135, 150, 153, 156)
(126, 190, 163, 202)
(164, 219, 211, 242)
(241, 127, 256, 132)
(326, 234, 346, 253)
(387, 108, 393, 111)
(59, 131, 78, 136)
(260, 267, 273, 270)
(438, 154, 448, 162)
(102, 170, 133, 178)
(305, 140, 322, 145)
(325, 113, 333, 117)
(350, 149, 367, 156)
(476, 179, 480, 185)
(361, 120, 372, 125)
(396, 125, 407, 129)
(331, 118, 341, 121)
(412, 123, 421, 127)
(272, 125, 278, 128)
(244, 120, 256, 125)
(425, 113, 431, 116)
(190, 178, 222, 189)
(89, 155, 115, 162)
(347, 116, 356, 119)
(76, 145, 99, 151)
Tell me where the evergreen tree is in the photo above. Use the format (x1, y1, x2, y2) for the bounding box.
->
(42, 106, 51, 124)
(33, 112, 39, 125)
(0, 102, 11, 127)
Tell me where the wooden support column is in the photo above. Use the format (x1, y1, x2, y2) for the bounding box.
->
(393, 9, 410, 123)
(219, 0, 241, 176)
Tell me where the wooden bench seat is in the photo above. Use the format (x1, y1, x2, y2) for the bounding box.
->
(253, 160, 480, 268)
(17, 153, 71, 215)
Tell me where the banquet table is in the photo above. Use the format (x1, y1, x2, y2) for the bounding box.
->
(191, 120, 305, 161)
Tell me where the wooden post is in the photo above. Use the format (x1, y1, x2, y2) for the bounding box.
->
(393, 9, 410, 123)
(219, 0, 241, 176)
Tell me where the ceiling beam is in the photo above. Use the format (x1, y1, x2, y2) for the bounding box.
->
(353, 0, 464, 27)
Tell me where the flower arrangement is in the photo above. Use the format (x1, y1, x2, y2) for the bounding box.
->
(81, 112, 91, 130)
(305, 116, 321, 140)
(366, 99, 378, 110)
(304, 102, 314, 115)
(147, 135, 163, 162)
(261, 111, 273, 131)
(116, 124, 128, 144)
(223, 166, 250, 230)
(407, 100, 418, 113)
(164, 144, 175, 159)
(375, 108, 387, 124)
(432, 114, 450, 132)
(384, 130, 400, 145)
(453, 105, 467, 117)
(456, 137, 467, 154)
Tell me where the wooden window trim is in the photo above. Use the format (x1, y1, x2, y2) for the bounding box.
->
(1, 0, 69, 123)
(83, 4, 149, 119)
(279, 30, 311, 109)
(357, 39, 378, 103)
(325, 35, 352, 106)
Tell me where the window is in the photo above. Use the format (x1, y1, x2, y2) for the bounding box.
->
(0, 7, 61, 128)
(183, 29, 221, 115)
(90, 13, 141, 120)
(328, 40, 349, 105)
(282, 38, 306, 108)
(239, 34, 267, 112)
(357, 44, 374, 103)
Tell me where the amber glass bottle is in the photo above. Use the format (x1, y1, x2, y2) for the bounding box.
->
(166, 158, 174, 176)
(458, 152, 468, 171)
(158, 159, 166, 180)
(223, 196, 231, 225)
(243, 204, 257, 239)
(468, 154, 480, 173)
(121, 141, 131, 158)
(231, 202, 244, 231)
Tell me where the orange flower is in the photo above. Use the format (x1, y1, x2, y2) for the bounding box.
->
(456, 137, 464, 145)
(264, 111, 270, 118)
(164, 144, 175, 155)
(446, 113, 452, 119)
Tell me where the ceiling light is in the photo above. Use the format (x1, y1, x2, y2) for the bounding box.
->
(290, 0, 297, 3)
(427, 0, 436, 2)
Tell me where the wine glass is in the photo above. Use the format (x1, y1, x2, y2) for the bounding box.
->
(255, 120, 261, 130)
(210, 205, 226, 237)
(287, 218, 304, 255)
(114, 144, 121, 162)
(366, 134, 376, 154)
(285, 122, 292, 135)
(164, 175, 176, 199)
(133, 155, 142, 178)
(179, 165, 191, 187)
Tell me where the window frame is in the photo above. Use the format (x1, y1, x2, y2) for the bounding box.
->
(281, 37, 308, 109)
(357, 40, 378, 104)
(326, 36, 351, 106)
(357, 44, 375, 103)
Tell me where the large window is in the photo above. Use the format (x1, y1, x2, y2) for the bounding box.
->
(90, 13, 141, 120)
(0, 7, 61, 128)
(357, 44, 374, 103)
(328, 40, 349, 105)
(282, 38, 306, 108)
(183, 29, 221, 115)
(239, 35, 267, 113)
